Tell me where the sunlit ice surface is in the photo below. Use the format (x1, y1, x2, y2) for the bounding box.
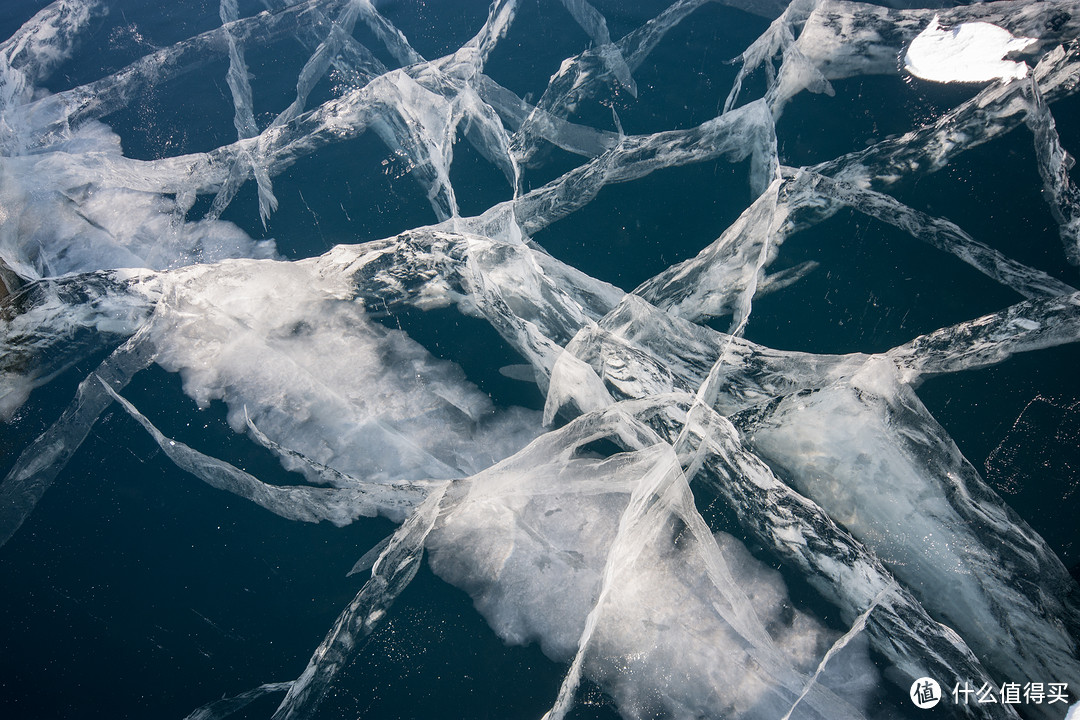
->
(904, 15, 1037, 83)
(1, 0, 1079, 718)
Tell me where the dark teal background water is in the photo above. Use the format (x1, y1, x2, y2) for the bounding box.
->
(1, 1, 1078, 718)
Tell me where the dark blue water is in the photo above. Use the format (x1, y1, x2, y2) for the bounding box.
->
(1, 1, 1079, 719)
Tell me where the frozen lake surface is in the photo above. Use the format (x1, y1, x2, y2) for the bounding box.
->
(1, 0, 1079, 718)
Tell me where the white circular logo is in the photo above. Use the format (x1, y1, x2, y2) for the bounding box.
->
(910, 677, 942, 709)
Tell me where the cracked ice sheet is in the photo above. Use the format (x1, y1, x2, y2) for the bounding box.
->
(0, 268, 156, 419)
(0, 0, 1079, 717)
(532, 291, 1024, 705)
(17, 0, 768, 233)
(300, 194, 1049, 708)
(6, 2, 515, 232)
(513, 98, 780, 235)
(738, 0, 1080, 112)
(813, 39, 1080, 190)
(4, 0, 1072, 276)
(631, 397, 1012, 711)
(0, 248, 545, 542)
(0, 216, 612, 481)
(272, 481, 450, 719)
(0, 120, 275, 279)
(327, 224, 624, 374)
(64, 79, 770, 236)
(327, 229, 1080, 691)
(508, 0, 718, 167)
(548, 294, 1080, 700)
(0, 0, 104, 144)
(1025, 75, 1080, 266)
(44, 208, 966, 717)
(1, 17, 514, 278)
(735, 358, 1080, 696)
(100, 379, 438, 526)
(0, 3, 279, 281)
(634, 167, 1075, 326)
(0, 321, 156, 548)
(141, 257, 543, 489)
(32, 68, 521, 230)
(103, 380, 435, 524)
(426, 409, 878, 720)
(16, 0, 359, 149)
(4, 2, 780, 257)
(12, 205, 1058, 699)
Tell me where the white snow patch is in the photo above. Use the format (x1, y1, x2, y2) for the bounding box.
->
(904, 16, 1036, 84)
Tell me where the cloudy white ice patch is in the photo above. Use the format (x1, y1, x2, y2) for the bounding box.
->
(904, 15, 1037, 83)
(146, 258, 543, 493)
(0, 1, 277, 278)
(427, 411, 879, 720)
(0, 121, 276, 279)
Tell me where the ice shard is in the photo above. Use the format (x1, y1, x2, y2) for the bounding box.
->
(272, 483, 450, 719)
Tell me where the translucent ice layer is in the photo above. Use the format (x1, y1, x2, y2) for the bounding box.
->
(1, 0, 1079, 719)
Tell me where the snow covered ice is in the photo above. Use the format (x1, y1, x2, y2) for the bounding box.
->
(1, 0, 1080, 718)
(904, 16, 1037, 83)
